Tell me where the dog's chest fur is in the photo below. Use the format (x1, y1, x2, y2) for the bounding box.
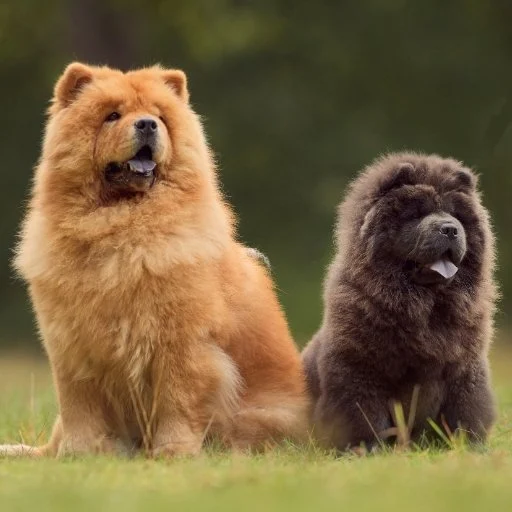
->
(29, 241, 225, 384)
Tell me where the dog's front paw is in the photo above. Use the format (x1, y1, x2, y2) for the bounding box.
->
(151, 439, 202, 458)
(57, 432, 122, 457)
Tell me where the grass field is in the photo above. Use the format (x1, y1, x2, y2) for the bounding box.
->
(0, 340, 511, 512)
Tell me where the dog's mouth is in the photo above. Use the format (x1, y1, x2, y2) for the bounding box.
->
(407, 251, 459, 285)
(105, 145, 157, 193)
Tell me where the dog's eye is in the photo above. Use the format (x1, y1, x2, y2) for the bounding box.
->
(105, 112, 121, 122)
(159, 115, 165, 123)
(398, 202, 422, 221)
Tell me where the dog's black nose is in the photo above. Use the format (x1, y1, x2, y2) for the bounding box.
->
(134, 118, 158, 136)
(440, 223, 458, 239)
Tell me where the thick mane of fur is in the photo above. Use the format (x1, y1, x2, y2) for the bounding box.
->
(324, 152, 496, 361)
(16, 65, 233, 284)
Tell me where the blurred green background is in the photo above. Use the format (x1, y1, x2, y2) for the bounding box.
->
(0, 0, 511, 348)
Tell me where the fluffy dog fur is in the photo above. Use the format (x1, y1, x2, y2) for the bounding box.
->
(303, 152, 497, 451)
(0, 63, 307, 457)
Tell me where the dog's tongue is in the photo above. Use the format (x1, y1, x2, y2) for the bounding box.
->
(428, 258, 458, 279)
(127, 157, 156, 175)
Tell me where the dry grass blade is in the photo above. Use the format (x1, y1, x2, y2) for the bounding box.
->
(128, 384, 151, 453)
(391, 401, 410, 448)
(147, 362, 166, 452)
(427, 417, 453, 447)
(356, 402, 385, 450)
(407, 385, 420, 433)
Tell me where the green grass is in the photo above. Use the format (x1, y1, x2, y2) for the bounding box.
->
(0, 344, 511, 512)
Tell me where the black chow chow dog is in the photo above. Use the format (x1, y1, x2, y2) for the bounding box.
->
(303, 152, 497, 451)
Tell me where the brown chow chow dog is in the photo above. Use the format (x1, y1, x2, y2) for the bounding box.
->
(0, 63, 307, 458)
(303, 152, 497, 451)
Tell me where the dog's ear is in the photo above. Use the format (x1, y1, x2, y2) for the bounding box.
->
(160, 69, 189, 102)
(246, 247, 271, 270)
(453, 167, 478, 191)
(380, 162, 416, 194)
(53, 62, 94, 109)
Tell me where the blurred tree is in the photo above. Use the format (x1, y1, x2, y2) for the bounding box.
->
(0, 0, 510, 347)
(68, 0, 140, 68)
